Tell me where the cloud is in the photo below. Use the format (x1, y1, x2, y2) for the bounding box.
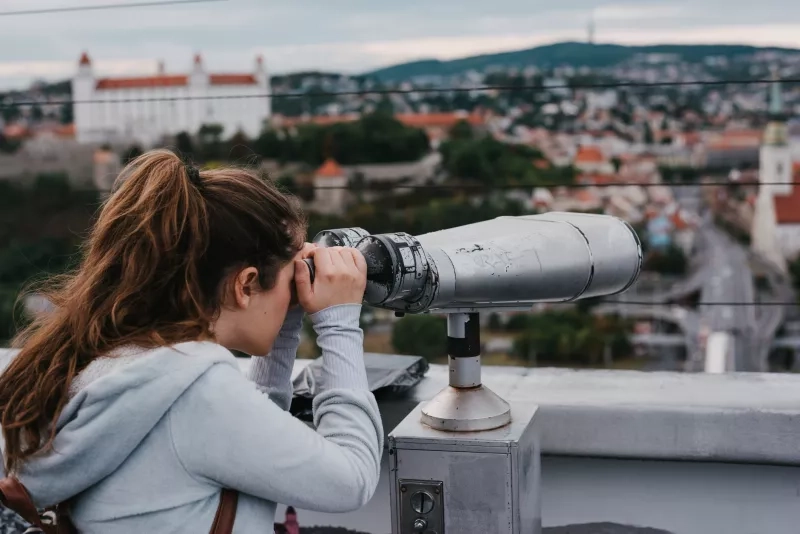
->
(2, 1, 800, 89)
(594, 3, 688, 21)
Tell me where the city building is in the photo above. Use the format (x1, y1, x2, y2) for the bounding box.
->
(311, 158, 349, 216)
(751, 74, 800, 269)
(574, 145, 614, 174)
(72, 52, 270, 147)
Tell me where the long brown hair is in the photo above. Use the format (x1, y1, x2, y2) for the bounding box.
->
(0, 149, 306, 473)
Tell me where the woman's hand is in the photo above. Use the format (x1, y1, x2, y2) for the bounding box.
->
(288, 243, 318, 311)
(294, 246, 367, 314)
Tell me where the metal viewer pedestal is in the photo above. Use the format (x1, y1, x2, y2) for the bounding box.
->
(420, 313, 511, 432)
(389, 313, 541, 534)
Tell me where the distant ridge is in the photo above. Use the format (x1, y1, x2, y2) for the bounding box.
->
(363, 41, 800, 81)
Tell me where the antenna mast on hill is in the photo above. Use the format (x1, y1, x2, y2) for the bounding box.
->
(588, 10, 596, 44)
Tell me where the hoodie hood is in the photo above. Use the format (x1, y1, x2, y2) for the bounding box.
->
(1, 341, 237, 508)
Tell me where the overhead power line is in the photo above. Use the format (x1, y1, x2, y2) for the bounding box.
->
(287, 180, 797, 190)
(0, 0, 225, 17)
(62, 180, 800, 193)
(3, 77, 800, 107)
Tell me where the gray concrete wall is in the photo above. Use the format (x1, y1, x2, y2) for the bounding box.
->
(269, 451, 800, 534)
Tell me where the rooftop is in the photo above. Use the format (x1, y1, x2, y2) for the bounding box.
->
(315, 158, 346, 178)
(2, 349, 799, 534)
(81, 52, 261, 90)
(575, 145, 606, 163)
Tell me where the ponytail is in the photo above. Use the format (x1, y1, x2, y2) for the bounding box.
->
(0, 149, 305, 473)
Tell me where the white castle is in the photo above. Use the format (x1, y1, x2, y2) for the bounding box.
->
(72, 52, 271, 146)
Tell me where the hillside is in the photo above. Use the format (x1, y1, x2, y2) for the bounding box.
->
(364, 41, 800, 81)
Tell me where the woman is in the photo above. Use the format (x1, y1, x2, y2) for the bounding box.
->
(0, 150, 383, 532)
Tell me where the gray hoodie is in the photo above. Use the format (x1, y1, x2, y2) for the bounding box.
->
(0, 304, 383, 533)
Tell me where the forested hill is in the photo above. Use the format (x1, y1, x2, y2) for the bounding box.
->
(364, 41, 800, 81)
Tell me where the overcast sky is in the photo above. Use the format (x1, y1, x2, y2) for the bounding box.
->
(2, 0, 800, 89)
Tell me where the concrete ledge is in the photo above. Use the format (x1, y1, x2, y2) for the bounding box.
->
(402, 363, 800, 466)
(5, 348, 800, 466)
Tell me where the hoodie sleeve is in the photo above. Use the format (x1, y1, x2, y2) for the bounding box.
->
(247, 307, 304, 411)
(169, 304, 383, 513)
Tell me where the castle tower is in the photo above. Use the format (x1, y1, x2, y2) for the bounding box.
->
(751, 68, 789, 273)
(72, 51, 95, 144)
(255, 54, 271, 121)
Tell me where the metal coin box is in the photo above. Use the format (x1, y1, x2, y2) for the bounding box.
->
(388, 402, 541, 534)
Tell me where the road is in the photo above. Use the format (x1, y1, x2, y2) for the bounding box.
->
(600, 185, 791, 372)
(686, 219, 757, 371)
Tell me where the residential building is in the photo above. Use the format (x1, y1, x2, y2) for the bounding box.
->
(311, 158, 349, 216)
(574, 145, 614, 174)
(93, 147, 122, 192)
(72, 52, 270, 147)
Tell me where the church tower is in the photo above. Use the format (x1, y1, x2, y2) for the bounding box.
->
(72, 52, 96, 144)
(751, 68, 789, 273)
(760, 68, 792, 195)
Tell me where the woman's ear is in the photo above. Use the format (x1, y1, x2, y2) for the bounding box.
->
(233, 267, 259, 309)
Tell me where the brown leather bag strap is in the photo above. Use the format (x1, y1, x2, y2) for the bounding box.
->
(209, 489, 238, 534)
(1, 476, 236, 534)
(0, 476, 53, 534)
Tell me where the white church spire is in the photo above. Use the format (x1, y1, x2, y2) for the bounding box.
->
(751, 66, 791, 273)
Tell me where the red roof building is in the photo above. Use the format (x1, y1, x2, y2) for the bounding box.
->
(315, 158, 346, 179)
(575, 146, 605, 164)
(773, 163, 800, 224)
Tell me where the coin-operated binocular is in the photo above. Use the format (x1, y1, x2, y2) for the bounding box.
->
(308, 212, 642, 534)
(306, 212, 642, 431)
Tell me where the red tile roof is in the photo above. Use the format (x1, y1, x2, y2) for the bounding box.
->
(3, 124, 29, 139)
(774, 165, 800, 224)
(316, 158, 345, 178)
(395, 112, 484, 128)
(707, 129, 762, 149)
(671, 211, 691, 231)
(96, 75, 188, 89)
(95, 72, 258, 90)
(575, 146, 605, 164)
(209, 74, 257, 85)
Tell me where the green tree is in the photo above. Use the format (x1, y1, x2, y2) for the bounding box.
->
(257, 112, 429, 166)
(449, 119, 475, 141)
(391, 314, 447, 361)
(254, 129, 290, 161)
(0, 132, 21, 154)
(1, 104, 20, 123)
(30, 104, 44, 122)
(439, 137, 550, 187)
(511, 310, 631, 367)
(644, 245, 687, 276)
(60, 102, 74, 125)
(227, 130, 256, 164)
(0, 174, 99, 344)
(121, 144, 143, 165)
(175, 131, 195, 161)
(197, 123, 225, 161)
(643, 122, 655, 145)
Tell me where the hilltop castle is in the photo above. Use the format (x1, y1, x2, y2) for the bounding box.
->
(71, 52, 271, 146)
